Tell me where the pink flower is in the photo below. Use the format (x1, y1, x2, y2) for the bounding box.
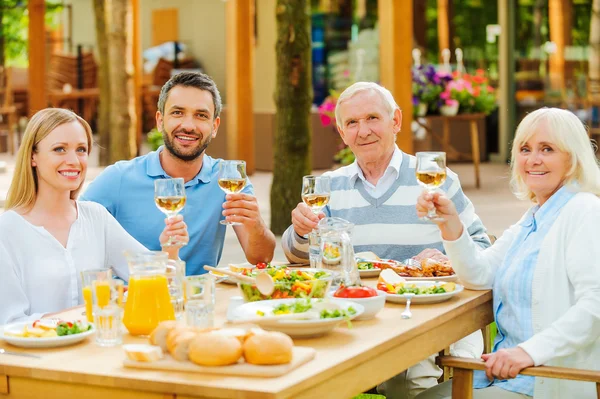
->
(445, 99, 459, 107)
(320, 114, 332, 126)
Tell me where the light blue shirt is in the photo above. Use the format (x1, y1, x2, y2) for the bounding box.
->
(81, 147, 254, 275)
(473, 185, 575, 396)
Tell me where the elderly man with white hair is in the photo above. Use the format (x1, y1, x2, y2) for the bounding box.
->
(281, 82, 491, 399)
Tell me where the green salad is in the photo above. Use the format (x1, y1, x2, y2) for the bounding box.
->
(267, 299, 356, 320)
(240, 268, 331, 302)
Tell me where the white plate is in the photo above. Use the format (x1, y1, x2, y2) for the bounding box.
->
(384, 282, 464, 304)
(229, 298, 364, 338)
(403, 275, 458, 282)
(0, 322, 95, 348)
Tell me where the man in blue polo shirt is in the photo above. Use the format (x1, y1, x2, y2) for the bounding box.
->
(81, 72, 276, 275)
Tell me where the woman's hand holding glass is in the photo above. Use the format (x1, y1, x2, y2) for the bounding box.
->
(416, 191, 464, 241)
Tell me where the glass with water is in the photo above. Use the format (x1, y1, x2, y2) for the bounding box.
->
(91, 279, 124, 347)
(184, 275, 216, 328)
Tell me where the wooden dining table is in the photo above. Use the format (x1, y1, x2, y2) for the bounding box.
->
(0, 278, 493, 399)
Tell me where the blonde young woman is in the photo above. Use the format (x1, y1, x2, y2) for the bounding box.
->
(0, 108, 188, 325)
(415, 108, 600, 399)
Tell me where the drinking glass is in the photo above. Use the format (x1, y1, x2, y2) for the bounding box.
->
(81, 268, 113, 323)
(184, 275, 216, 328)
(415, 152, 447, 222)
(166, 260, 185, 320)
(154, 177, 187, 246)
(218, 160, 247, 226)
(92, 279, 124, 347)
(302, 175, 331, 268)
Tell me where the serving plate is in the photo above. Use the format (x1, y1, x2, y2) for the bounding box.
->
(384, 281, 464, 304)
(228, 298, 364, 338)
(0, 321, 95, 348)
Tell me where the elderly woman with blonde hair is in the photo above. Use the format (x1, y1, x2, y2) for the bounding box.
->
(415, 108, 600, 399)
(0, 108, 188, 325)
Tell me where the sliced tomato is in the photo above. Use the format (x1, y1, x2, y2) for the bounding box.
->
(334, 286, 378, 298)
(256, 262, 267, 269)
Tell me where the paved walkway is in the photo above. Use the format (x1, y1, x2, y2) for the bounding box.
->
(0, 151, 530, 265)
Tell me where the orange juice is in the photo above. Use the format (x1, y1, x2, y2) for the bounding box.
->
(94, 280, 111, 308)
(82, 286, 93, 323)
(123, 275, 175, 336)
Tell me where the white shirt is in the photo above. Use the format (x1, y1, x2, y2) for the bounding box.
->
(349, 146, 403, 199)
(443, 192, 600, 399)
(0, 201, 146, 324)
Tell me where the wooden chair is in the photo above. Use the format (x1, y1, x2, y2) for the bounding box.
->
(438, 356, 600, 399)
(0, 67, 18, 154)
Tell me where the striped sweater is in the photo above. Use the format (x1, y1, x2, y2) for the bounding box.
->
(282, 152, 491, 263)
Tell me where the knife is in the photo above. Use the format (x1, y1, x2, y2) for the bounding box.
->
(0, 348, 41, 359)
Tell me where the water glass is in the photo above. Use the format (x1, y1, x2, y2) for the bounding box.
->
(184, 275, 216, 328)
(92, 279, 124, 346)
(308, 231, 322, 268)
(166, 260, 185, 320)
(81, 268, 113, 323)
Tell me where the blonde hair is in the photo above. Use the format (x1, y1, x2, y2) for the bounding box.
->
(510, 107, 600, 202)
(5, 108, 93, 211)
(335, 82, 400, 128)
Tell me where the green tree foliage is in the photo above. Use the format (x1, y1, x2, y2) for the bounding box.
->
(0, 1, 63, 67)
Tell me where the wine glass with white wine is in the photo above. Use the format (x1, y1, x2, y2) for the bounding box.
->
(154, 178, 187, 247)
(218, 160, 247, 226)
(302, 175, 331, 214)
(302, 175, 331, 268)
(415, 152, 447, 222)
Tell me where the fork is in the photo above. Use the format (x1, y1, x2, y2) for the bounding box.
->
(0, 348, 41, 359)
(401, 293, 415, 319)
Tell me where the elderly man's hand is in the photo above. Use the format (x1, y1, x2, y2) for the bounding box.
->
(482, 347, 534, 381)
(413, 248, 448, 262)
(291, 202, 324, 237)
(222, 193, 264, 230)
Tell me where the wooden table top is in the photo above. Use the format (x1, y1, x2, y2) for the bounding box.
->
(0, 279, 493, 399)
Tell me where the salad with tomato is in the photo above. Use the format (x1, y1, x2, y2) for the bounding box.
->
(240, 268, 332, 302)
(8, 319, 92, 339)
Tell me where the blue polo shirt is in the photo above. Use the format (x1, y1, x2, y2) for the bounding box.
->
(80, 146, 254, 275)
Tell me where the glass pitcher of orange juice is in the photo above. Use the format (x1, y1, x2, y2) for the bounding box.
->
(122, 251, 175, 336)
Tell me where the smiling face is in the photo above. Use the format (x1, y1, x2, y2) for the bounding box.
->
(515, 126, 571, 206)
(336, 90, 401, 164)
(31, 121, 89, 196)
(156, 85, 221, 162)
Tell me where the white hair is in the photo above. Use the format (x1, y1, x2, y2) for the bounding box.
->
(510, 107, 600, 202)
(334, 82, 400, 128)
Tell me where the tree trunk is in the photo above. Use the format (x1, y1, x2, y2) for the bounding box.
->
(413, 0, 427, 50)
(93, 0, 110, 165)
(107, 0, 135, 163)
(270, 0, 312, 235)
(532, 0, 545, 50)
(590, 0, 600, 100)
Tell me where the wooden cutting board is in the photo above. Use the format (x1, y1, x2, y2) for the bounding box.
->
(123, 346, 316, 377)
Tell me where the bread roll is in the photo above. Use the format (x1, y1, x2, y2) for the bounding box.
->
(188, 333, 243, 366)
(243, 331, 293, 365)
(210, 327, 251, 344)
(149, 320, 179, 351)
(169, 330, 198, 361)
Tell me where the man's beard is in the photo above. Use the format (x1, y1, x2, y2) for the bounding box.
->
(162, 128, 213, 162)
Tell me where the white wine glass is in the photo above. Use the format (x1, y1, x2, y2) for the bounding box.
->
(154, 178, 187, 246)
(218, 160, 247, 226)
(415, 152, 447, 222)
(302, 175, 331, 214)
(302, 175, 331, 268)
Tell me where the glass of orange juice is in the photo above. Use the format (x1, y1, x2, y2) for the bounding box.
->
(92, 279, 124, 346)
(81, 269, 113, 323)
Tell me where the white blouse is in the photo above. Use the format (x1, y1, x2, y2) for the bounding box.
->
(0, 201, 146, 324)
